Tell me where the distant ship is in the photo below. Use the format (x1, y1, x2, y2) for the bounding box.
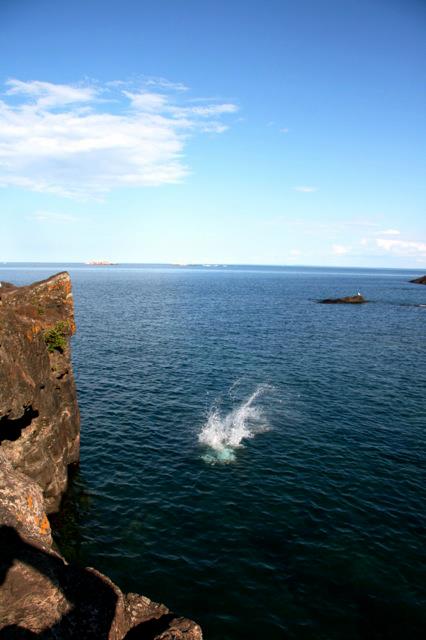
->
(85, 260, 117, 266)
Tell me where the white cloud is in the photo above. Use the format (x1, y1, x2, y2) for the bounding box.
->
(123, 91, 168, 111)
(5, 79, 97, 108)
(280, 128, 289, 134)
(190, 103, 238, 116)
(200, 123, 229, 133)
(378, 228, 400, 236)
(294, 186, 317, 193)
(144, 77, 188, 92)
(376, 238, 426, 257)
(0, 78, 238, 199)
(332, 244, 351, 255)
(167, 103, 238, 120)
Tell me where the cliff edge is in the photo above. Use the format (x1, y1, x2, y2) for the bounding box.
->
(0, 273, 202, 639)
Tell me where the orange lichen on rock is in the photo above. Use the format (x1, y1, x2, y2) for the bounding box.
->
(37, 514, 51, 535)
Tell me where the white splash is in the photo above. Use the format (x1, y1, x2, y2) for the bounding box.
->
(198, 385, 271, 464)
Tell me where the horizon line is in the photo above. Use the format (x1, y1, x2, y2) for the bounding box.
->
(0, 261, 425, 271)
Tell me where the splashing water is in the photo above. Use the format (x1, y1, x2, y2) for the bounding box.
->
(198, 385, 272, 464)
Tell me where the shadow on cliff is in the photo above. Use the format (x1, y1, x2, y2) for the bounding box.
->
(122, 615, 176, 639)
(49, 465, 90, 565)
(0, 526, 185, 640)
(0, 408, 40, 445)
(0, 524, 117, 638)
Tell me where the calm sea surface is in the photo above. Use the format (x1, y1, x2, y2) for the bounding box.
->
(2, 264, 426, 639)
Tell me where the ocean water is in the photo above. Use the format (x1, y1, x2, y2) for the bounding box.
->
(2, 264, 426, 639)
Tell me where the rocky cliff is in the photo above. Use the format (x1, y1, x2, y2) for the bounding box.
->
(0, 273, 202, 639)
(0, 272, 80, 513)
(410, 275, 426, 285)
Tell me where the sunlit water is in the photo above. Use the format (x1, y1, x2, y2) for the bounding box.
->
(2, 264, 426, 639)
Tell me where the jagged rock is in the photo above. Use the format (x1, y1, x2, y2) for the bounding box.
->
(318, 293, 367, 304)
(0, 450, 52, 549)
(0, 273, 202, 639)
(0, 272, 80, 512)
(410, 275, 426, 285)
(0, 524, 202, 639)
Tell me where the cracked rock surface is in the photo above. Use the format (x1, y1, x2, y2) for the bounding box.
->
(0, 272, 80, 512)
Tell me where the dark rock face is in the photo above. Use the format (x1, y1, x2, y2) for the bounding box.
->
(0, 273, 202, 639)
(0, 272, 80, 512)
(0, 520, 202, 639)
(318, 294, 367, 304)
(410, 275, 426, 285)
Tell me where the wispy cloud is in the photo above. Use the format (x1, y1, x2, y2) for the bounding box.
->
(332, 244, 351, 255)
(5, 79, 97, 108)
(266, 122, 289, 133)
(144, 76, 188, 92)
(376, 238, 426, 257)
(294, 186, 317, 193)
(377, 228, 400, 236)
(123, 90, 168, 111)
(189, 103, 238, 116)
(0, 78, 238, 199)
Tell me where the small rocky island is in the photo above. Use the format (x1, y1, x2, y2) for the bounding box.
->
(0, 273, 202, 639)
(318, 293, 367, 304)
(410, 275, 426, 285)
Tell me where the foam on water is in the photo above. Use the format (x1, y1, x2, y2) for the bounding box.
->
(198, 385, 271, 464)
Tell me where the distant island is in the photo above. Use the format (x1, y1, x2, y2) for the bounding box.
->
(410, 275, 426, 285)
(85, 260, 117, 266)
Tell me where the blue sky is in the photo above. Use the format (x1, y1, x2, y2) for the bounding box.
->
(1, 0, 425, 266)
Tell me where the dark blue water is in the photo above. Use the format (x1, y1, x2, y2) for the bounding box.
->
(2, 264, 426, 639)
